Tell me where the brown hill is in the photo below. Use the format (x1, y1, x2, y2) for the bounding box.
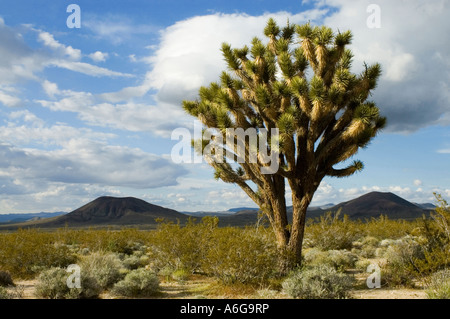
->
(330, 191, 429, 220)
(1, 196, 188, 229)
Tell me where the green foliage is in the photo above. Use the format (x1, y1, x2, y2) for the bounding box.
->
(204, 227, 279, 284)
(403, 194, 450, 276)
(381, 236, 425, 287)
(111, 268, 159, 298)
(34, 267, 101, 299)
(282, 265, 354, 299)
(305, 211, 361, 250)
(121, 253, 149, 270)
(78, 251, 124, 289)
(148, 217, 218, 273)
(426, 269, 450, 299)
(148, 218, 279, 284)
(0, 229, 77, 278)
(303, 248, 357, 271)
(362, 215, 418, 239)
(171, 269, 190, 283)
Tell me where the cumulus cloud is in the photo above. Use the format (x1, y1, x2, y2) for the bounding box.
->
(147, 10, 326, 106)
(36, 88, 187, 136)
(88, 51, 109, 62)
(0, 90, 22, 107)
(0, 139, 187, 190)
(316, 0, 450, 132)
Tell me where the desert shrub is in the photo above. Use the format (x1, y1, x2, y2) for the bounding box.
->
(122, 253, 149, 270)
(148, 217, 218, 273)
(0, 270, 14, 287)
(328, 250, 357, 270)
(359, 245, 377, 258)
(111, 268, 159, 297)
(0, 229, 77, 278)
(0, 286, 12, 299)
(361, 236, 380, 246)
(203, 227, 278, 284)
(78, 251, 124, 289)
(382, 236, 424, 287)
(355, 258, 372, 271)
(303, 248, 329, 266)
(426, 269, 450, 299)
(55, 228, 150, 255)
(352, 236, 379, 258)
(410, 194, 450, 275)
(34, 267, 101, 299)
(282, 265, 355, 299)
(303, 248, 357, 271)
(172, 269, 190, 282)
(362, 215, 419, 240)
(305, 211, 361, 250)
(158, 266, 175, 282)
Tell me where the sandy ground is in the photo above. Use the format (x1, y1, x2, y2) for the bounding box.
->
(7, 277, 428, 300)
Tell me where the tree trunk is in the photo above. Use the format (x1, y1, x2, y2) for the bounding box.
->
(287, 180, 314, 268)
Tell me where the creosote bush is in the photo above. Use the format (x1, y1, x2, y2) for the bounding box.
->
(148, 217, 218, 273)
(111, 268, 159, 298)
(305, 211, 360, 250)
(148, 217, 279, 284)
(204, 227, 279, 284)
(282, 265, 354, 299)
(426, 269, 450, 299)
(0, 229, 77, 278)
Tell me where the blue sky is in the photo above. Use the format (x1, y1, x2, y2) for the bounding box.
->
(0, 0, 449, 213)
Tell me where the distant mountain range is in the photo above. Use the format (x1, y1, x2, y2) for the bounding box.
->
(0, 212, 67, 224)
(0, 192, 437, 229)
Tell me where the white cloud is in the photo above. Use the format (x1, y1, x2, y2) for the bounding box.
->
(0, 21, 45, 86)
(0, 90, 22, 107)
(37, 31, 81, 60)
(148, 11, 326, 106)
(47, 60, 133, 78)
(317, 0, 450, 132)
(42, 80, 59, 98)
(36, 88, 187, 137)
(83, 13, 159, 44)
(89, 51, 109, 62)
(0, 138, 187, 190)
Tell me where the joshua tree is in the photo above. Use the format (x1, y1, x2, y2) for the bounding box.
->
(182, 19, 386, 268)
